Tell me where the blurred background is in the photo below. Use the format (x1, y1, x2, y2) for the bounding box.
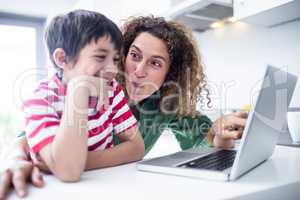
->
(0, 0, 299, 156)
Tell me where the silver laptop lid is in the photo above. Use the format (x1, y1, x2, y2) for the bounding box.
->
(230, 66, 297, 180)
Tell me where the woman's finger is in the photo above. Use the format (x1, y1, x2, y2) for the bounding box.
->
(12, 169, 27, 198)
(0, 170, 12, 200)
(233, 111, 248, 118)
(224, 115, 247, 129)
(213, 138, 235, 149)
(31, 167, 44, 188)
(216, 129, 243, 140)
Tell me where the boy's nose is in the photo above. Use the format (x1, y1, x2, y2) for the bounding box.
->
(100, 63, 118, 81)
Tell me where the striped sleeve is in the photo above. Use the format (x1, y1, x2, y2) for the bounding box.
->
(22, 91, 60, 154)
(111, 82, 137, 134)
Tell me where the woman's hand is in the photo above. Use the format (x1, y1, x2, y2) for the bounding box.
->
(207, 111, 248, 148)
(0, 138, 44, 199)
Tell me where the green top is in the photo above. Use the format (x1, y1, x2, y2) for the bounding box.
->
(113, 95, 213, 155)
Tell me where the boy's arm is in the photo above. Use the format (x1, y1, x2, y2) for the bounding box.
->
(38, 82, 89, 182)
(37, 76, 111, 182)
(85, 125, 144, 170)
(33, 75, 111, 182)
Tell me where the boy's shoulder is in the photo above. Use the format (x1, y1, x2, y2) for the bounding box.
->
(33, 74, 64, 96)
(22, 74, 62, 107)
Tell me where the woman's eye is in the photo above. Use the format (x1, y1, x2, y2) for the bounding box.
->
(130, 52, 140, 60)
(151, 60, 161, 68)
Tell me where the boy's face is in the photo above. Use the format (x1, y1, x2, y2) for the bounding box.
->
(65, 35, 120, 81)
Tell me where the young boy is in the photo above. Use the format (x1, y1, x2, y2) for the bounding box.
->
(22, 9, 144, 182)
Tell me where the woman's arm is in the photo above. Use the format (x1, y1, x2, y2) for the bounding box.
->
(169, 114, 213, 150)
(169, 111, 247, 149)
(85, 126, 144, 170)
(0, 135, 43, 199)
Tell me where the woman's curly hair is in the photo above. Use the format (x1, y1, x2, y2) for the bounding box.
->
(120, 16, 211, 117)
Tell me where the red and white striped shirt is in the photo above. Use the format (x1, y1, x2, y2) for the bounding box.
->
(22, 74, 137, 159)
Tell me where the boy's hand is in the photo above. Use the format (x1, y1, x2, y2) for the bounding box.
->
(68, 75, 113, 110)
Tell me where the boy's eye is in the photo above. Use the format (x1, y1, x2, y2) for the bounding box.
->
(94, 55, 106, 61)
(113, 57, 120, 64)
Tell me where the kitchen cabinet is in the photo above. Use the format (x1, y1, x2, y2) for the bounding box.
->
(233, 0, 300, 27)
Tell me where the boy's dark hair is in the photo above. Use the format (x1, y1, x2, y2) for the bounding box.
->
(45, 9, 123, 73)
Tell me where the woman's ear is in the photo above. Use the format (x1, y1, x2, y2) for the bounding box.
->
(52, 48, 70, 70)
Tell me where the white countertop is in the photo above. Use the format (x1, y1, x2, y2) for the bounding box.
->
(7, 145, 300, 200)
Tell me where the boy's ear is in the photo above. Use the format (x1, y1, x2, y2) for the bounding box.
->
(52, 48, 70, 69)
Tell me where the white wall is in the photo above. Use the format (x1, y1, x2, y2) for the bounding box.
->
(0, 0, 78, 17)
(195, 20, 300, 111)
(73, 0, 171, 25)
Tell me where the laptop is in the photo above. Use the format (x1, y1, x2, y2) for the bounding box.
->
(137, 66, 297, 181)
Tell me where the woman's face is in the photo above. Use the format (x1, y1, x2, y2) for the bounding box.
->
(125, 32, 170, 104)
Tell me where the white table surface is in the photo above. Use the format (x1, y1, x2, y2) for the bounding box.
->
(7, 145, 300, 200)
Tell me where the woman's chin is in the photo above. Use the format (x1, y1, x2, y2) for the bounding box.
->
(128, 93, 148, 104)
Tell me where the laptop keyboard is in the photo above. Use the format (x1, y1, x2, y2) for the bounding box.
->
(177, 150, 237, 171)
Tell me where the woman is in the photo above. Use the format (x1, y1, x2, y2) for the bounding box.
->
(0, 16, 246, 199)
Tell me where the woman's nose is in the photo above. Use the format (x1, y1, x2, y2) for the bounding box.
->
(134, 62, 147, 78)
